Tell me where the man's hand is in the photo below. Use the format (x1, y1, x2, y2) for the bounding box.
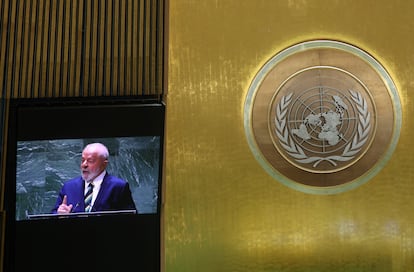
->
(57, 195, 73, 214)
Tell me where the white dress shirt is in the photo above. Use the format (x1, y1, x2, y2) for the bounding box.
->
(84, 170, 106, 208)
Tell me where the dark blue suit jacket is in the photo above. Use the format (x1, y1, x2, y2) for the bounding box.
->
(52, 173, 137, 213)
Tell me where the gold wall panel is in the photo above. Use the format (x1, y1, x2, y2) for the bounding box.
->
(166, 1, 414, 271)
(0, 0, 166, 98)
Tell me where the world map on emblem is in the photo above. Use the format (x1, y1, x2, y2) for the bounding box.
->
(244, 40, 401, 194)
(269, 67, 376, 173)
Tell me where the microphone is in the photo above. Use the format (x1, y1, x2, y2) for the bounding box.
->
(70, 203, 80, 213)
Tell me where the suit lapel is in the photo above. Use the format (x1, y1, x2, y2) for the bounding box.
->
(92, 173, 108, 211)
(73, 178, 86, 211)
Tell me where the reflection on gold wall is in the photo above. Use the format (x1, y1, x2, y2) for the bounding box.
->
(165, 1, 414, 271)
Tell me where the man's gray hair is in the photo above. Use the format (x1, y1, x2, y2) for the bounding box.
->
(84, 142, 109, 159)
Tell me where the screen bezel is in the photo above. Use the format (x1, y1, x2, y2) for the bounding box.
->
(3, 96, 165, 271)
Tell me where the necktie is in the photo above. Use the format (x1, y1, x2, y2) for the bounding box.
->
(84, 183, 94, 212)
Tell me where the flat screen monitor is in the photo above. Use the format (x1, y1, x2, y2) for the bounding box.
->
(16, 136, 160, 220)
(3, 96, 165, 272)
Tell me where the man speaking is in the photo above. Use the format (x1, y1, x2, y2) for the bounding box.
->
(52, 142, 136, 214)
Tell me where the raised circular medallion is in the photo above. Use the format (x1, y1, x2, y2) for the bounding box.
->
(244, 40, 401, 194)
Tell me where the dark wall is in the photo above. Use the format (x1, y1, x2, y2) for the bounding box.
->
(0, 0, 168, 271)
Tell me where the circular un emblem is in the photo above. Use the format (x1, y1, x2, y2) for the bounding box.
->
(244, 40, 402, 194)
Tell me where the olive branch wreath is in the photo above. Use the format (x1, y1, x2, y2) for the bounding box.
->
(275, 90, 371, 168)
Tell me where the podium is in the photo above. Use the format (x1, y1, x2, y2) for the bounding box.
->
(26, 209, 137, 220)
